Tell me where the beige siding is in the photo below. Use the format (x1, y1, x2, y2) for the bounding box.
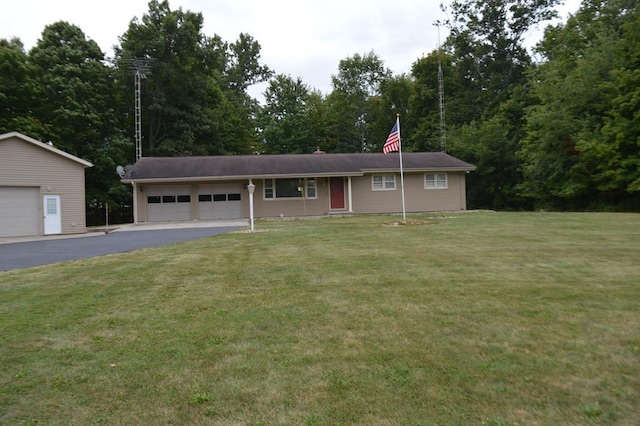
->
(351, 172, 467, 214)
(248, 179, 329, 218)
(133, 173, 468, 222)
(0, 136, 88, 235)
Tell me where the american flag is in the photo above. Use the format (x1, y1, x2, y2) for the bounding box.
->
(383, 120, 400, 154)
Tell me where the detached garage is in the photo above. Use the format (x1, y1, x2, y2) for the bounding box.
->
(0, 132, 93, 238)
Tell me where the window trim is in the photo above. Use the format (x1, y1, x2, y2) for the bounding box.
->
(425, 173, 448, 189)
(263, 178, 318, 200)
(372, 174, 396, 191)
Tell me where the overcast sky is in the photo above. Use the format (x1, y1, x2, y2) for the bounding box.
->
(1, 0, 581, 99)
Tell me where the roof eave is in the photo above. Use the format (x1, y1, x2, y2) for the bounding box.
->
(122, 171, 365, 183)
(362, 166, 476, 173)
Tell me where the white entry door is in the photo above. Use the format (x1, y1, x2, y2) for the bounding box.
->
(43, 195, 62, 235)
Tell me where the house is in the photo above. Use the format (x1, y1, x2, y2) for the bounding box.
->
(120, 151, 475, 223)
(0, 132, 93, 238)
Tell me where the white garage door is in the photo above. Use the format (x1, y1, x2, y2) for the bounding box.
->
(146, 185, 192, 222)
(0, 187, 40, 237)
(198, 184, 242, 220)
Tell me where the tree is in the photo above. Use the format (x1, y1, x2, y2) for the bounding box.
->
(445, 0, 561, 116)
(115, 1, 272, 156)
(449, 86, 533, 210)
(408, 52, 445, 152)
(436, 0, 561, 209)
(25, 21, 132, 223)
(325, 51, 392, 152)
(370, 74, 412, 152)
(519, 0, 640, 210)
(256, 74, 315, 154)
(226, 33, 273, 94)
(0, 38, 43, 135)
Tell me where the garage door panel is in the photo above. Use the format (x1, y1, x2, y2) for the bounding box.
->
(0, 187, 39, 237)
(146, 186, 191, 222)
(198, 184, 242, 220)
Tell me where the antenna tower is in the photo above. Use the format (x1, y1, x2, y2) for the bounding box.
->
(437, 25, 446, 153)
(124, 57, 154, 161)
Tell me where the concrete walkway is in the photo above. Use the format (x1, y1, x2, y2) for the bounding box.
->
(0, 220, 248, 271)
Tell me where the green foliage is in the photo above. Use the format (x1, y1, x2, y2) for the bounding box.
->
(256, 74, 316, 154)
(4, 22, 133, 224)
(0, 39, 41, 135)
(519, 0, 640, 210)
(116, 1, 270, 156)
(446, 0, 560, 116)
(325, 51, 394, 152)
(408, 52, 445, 152)
(2, 0, 639, 215)
(435, 0, 561, 209)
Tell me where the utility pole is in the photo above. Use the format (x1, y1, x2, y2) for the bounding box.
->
(123, 58, 154, 161)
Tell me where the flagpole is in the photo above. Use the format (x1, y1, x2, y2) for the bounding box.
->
(396, 114, 406, 221)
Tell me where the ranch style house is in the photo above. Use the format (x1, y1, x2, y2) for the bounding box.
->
(120, 151, 476, 224)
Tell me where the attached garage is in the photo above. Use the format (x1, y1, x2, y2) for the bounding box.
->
(146, 185, 192, 222)
(0, 187, 39, 238)
(122, 153, 476, 223)
(198, 184, 242, 220)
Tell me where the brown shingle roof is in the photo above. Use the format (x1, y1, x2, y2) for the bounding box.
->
(122, 152, 475, 182)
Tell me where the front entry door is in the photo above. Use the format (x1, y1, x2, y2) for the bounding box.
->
(329, 177, 345, 210)
(43, 195, 62, 235)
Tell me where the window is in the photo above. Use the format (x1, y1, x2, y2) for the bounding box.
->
(264, 179, 274, 199)
(372, 174, 396, 191)
(228, 193, 241, 201)
(213, 194, 227, 202)
(425, 173, 447, 189)
(199, 194, 212, 202)
(263, 178, 317, 199)
(46, 198, 57, 214)
(150, 194, 190, 203)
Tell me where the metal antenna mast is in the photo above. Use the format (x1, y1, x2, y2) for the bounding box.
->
(124, 58, 154, 161)
(437, 25, 446, 153)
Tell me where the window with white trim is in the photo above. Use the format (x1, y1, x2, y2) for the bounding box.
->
(263, 178, 317, 199)
(372, 174, 396, 191)
(425, 173, 448, 189)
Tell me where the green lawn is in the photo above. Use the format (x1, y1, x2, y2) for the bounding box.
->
(1, 212, 639, 425)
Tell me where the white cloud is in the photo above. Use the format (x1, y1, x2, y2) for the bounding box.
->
(1, 0, 583, 98)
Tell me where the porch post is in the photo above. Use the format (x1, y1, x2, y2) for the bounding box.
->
(348, 176, 353, 213)
(247, 179, 255, 231)
(131, 182, 138, 224)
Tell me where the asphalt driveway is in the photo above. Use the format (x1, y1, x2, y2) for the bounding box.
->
(0, 223, 246, 271)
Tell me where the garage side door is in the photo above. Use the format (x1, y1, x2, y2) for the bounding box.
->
(146, 186, 192, 222)
(0, 187, 39, 237)
(198, 184, 242, 220)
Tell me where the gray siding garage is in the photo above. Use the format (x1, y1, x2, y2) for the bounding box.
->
(0, 132, 93, 238)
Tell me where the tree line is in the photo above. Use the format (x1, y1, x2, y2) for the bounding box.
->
(1, 0, 638, 224)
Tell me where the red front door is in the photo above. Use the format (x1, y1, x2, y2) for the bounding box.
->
(330, 177, 345, 209)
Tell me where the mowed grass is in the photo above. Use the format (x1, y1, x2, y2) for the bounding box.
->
(1, 212, 639, 425)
